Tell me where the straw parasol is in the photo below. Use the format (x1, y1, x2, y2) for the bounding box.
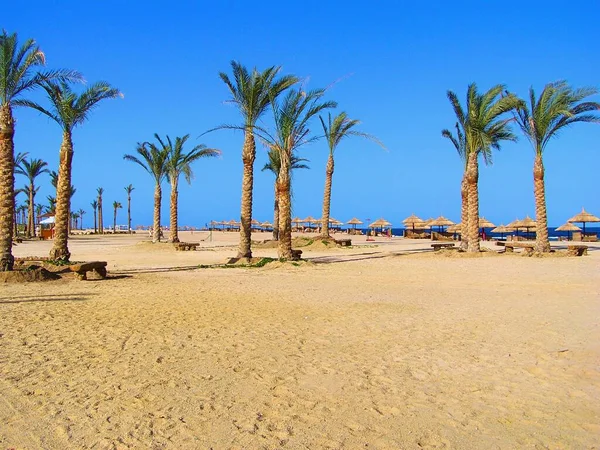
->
(429, 215, 454, 228)
(260, 221, 273, 229)
(303, 216, 317, 225)
(447, 223, 462, 234)
(346, 217, 363, 231)
(491, 224, 512, 239)
(402, 214, 425, 231)
(556, 222, 581, 240)
(478, 217, 496, 229)
(567, 207, 600, 235)
(369, 218, 392, 229)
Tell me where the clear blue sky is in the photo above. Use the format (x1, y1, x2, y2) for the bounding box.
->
(6, 1, 600, 228)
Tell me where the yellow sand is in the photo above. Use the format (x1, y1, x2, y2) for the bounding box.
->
(1, 232, 599, 448)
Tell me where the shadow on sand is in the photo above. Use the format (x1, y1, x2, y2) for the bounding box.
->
(0, 293, 98, 304)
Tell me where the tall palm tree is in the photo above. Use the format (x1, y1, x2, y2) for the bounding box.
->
(22, 81, 121, 261)
(35, 203, 43, 227)
(319, 112, 383, 238)
(91, 200, 98, 233)
(77, 208, 85, 230)
(96, 188, 104, 234)
(219, 61, 299, 258)
(165, 134, 220, 242)
(112, 201, 122, 233)
(16, 157, 48, 237)
(258, 88, 336, 259)
(124, 184, 134, 233)
(0, 31, 80, 270)
(46, 195, 56, 214)
(71, 212, 80, 231)
(446, 84, 522, 252)
(124, 138, 169, 243)
(262, 148, 309, 240)
(512, 82, 600, 252)
(442, 123, 469, 251)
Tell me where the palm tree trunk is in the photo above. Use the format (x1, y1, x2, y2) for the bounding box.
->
(13, 209, 17, 237)
(27, 186, 34, 238)
(113, 208, 117, 233)
(0, 104, 15, 271)
(277, 175, 293, 260)
(169, 176, 179, 243)
(460, 172, 468, 251)
(49, 131, 73, 261)
(153, 183, 162, 243)
(466, 152, 480, 253)
(127, 194, 131, 233)
(98, 199, 103, 234)
(320, 154, 334, 238)
(533, 154, 550, 252)
(93, 209, 97, 233)
(272, 182, 279, 241)
(238, 130, 255, 258)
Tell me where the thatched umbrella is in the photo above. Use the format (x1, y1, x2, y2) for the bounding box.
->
(303, 216, 317, 227)
(519, 215, 537, 239)
(491, 224, 511, 239)
(567, 208, 600, 235)
(369, 218, 392, 233)
(429, 216, 455, 232)
(402, 214, 425, 231)
(346, 217, 363, 231)
(556, 222, 581, 241)
(447, 223, 462, 234)
(478, 217, 496, 229)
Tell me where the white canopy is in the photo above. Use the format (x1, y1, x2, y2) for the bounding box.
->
(39, 216, 55, 224)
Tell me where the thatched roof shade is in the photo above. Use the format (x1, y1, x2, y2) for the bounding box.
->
(347, 217, 363, 225)
(478, 217, 496, 228)
(369, 218, 392, 228)
(260, 221, 273, 228)
(292, 217, 303, 224)
(429, 216, 455, 227)
(507, 218, 522, 229)
(447, 223, 461, 233)
(251, 219, 260, 225)
(555, 222, 581, 232)
(402, 214, 425, 226)
(519, 215, 537, 228)
(491, 224, 511, 233)
(568, 208, 600, 223)
(303, 216, 317, 223)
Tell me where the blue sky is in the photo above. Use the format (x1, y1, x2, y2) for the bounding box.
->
(6, 1, 600, 228)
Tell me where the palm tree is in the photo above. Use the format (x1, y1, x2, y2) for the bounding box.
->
(257, 88, 336, 259)
(442, 123, 469, 251)
(512, 82, 600, 253)
(124, 138, 169, 243)
(124, 184, 134, 233)
(97, 188, 104, 234)
(0, 31, 80, 270)
(71, 212, 80, 231)
(262, 148, 309, 240)
(35, 203, 43, 226)
(77, 208, 85, 230)
(165, 134, 220, 242)
(22, 81, 121, 261)
(91, 200, 98, 233)
(46, 195, 56, 214)
(319, 112, 383, 238)
(446, 84, 522, 252)
(112, 201, 122, 233)
(219, 61, 299, 258)
(15, 157, 48, 237)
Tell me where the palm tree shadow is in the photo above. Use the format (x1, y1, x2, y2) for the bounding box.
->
(0, 293, 98, 304)
(113, 265, 200, 275)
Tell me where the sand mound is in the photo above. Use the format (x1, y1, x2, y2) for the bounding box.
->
(135, 241, 177, 252)
(0, 266, 60, 283)
(254, 237, 341, 251)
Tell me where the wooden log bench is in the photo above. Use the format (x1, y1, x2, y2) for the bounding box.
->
(334, 238, 352, 247)
(174, 242, 199, 251)
(567, 245, 588, 257)
(431, 243, 456, 251)
(504, 242, 535, 255)
(69, 261, 107, 280)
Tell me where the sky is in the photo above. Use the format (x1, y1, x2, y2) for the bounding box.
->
(6, 1, 600, 228)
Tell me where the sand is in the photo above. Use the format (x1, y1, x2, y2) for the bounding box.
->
(1, 232, 599, 448)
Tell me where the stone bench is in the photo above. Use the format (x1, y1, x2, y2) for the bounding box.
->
(69, 261, 108, 280)
(431, 243, 455, 251)
(174, 242, 199, 251)
(567, 245, 588, 257)
(504, 242, 535, 255)
(334, 238, 352, 247)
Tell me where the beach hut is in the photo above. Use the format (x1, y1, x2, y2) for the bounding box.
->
(567, 208, 600, 236)
(555, 222, 581, 241)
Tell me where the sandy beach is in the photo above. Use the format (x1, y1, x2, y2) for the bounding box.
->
(1, 232, 599, 449)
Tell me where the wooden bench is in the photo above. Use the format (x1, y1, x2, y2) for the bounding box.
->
(431, 243, 455, 251)
(334, 238, 352, 247)
(174, 242, 199, 251)
(504, 242, 535, 255)
(567, 245, 588, 256)
(291, 249, 303, 260)
(69, 261, 107, 280)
